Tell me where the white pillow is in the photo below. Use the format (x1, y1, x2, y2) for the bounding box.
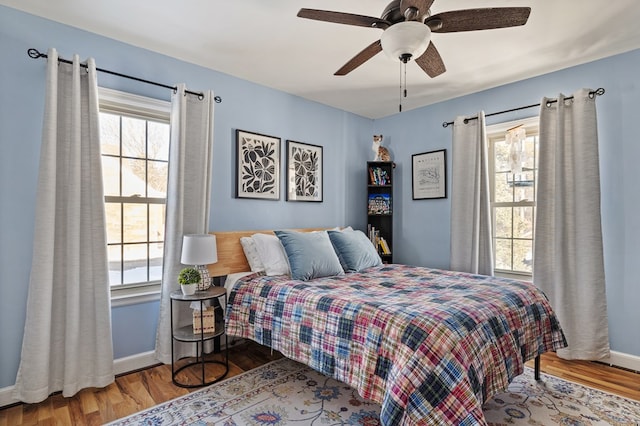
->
(240, 237, 265, 272)
(251, 233, 290, 276)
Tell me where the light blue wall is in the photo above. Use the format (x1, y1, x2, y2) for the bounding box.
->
(0, 6, 372, 388)
(2, 4, 638, 392)
(373, 50, 640, 358)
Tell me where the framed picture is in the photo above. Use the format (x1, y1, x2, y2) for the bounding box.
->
(286, 140, 323, 202)
(412, 149, 447, 200)
(235, 129, 281, 200)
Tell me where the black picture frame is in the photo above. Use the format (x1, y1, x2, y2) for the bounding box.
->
(286, 140, 323, 202)
(412, 149, 447, 200)
(235, 129, 280, 200)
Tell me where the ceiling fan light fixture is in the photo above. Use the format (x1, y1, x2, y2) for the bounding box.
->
(380, 21, 431, 62)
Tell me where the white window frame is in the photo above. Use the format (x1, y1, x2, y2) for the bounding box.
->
(99, 87, 171, 307)
(487, 116, 539, 279)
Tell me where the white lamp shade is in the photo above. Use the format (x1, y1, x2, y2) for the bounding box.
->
(181, 234, 218, 265)
(380, 21, 431, 61)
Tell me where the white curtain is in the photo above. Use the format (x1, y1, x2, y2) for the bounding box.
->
(450, 112, 494, 276)
(534, 89, 610, 360)
(155, 84, 215, 363)
(13, 49, 114, 403)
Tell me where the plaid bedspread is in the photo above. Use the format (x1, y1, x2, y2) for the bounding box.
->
(225, 264, 566, 425)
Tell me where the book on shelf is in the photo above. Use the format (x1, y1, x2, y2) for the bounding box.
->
(367, 224, 378, 247)
(368, 193, 392, 215)
(379, 237, 391, 255)
(368, 166, 390, 186)
(367, 225, 391, 256)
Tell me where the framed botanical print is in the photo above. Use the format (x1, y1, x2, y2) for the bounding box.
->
(412, 149, 447, 199)
(286, 140, 323, 202)
(235, 129, 280, 200)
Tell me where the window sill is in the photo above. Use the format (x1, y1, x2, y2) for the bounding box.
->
(111, 282, 162, 307)
(494, 270, 532, 281)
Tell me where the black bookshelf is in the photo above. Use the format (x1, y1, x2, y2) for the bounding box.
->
(367, 161, 393, 263)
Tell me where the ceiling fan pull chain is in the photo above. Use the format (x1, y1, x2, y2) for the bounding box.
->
(399, 59, 410, 113)
(399, 60, 403, 112)
(404, 60, 408, 98)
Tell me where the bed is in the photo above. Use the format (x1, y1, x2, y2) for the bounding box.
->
(208, 229, 566, 426)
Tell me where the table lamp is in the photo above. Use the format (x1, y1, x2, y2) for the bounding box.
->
(181, 234, 218, 290)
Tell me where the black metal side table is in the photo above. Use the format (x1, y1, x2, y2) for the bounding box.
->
(170, 286, 228, 388)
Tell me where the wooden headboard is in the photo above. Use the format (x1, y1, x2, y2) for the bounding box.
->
(206, 228, 331, 277)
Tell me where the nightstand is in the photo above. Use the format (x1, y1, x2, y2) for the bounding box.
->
(170, 286, 228, 388)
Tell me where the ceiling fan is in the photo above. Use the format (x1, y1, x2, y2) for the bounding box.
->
(297, 0, 531, 78)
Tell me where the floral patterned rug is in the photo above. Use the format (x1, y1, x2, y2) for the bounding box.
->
(107, 358, 640, 425)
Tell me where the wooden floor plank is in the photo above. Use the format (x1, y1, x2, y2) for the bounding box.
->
(52, 406, 71, 426)
(1, 405, 23, 426)
(1, 341, 638, 425)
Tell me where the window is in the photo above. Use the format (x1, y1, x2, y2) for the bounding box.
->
(99, 88, 171, 303)
(487, 117, 539, 277)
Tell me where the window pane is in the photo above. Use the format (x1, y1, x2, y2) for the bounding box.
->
(123, 243, 148, 284)
(494, 140, 511, 172)
(513, 239, 533, 273)
(514, 173, 535, 202)
(107, 245, 122, 285)
(495, 238, 512, 270)
(121, 116, 146, 158)
(494, 172, 513, 203)
(495, 207, 512, 238)
(148, 160, 168, 196)
(149, 242, 163, 282)
(149, 204, 165, 242)
(100, 112, 120, 156)
(523, 136, 537, 171)
(514, 206, 534, 238)
(122, 158, 147, 197)
(105, 203, 122, 244)
(123, 203, 147, 243)
(148, 121, 170, 161)
(102, 156, 120, 197)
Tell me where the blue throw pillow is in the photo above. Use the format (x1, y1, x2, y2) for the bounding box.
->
(328, 230, 382, 272)
(274, 230, 344, 281)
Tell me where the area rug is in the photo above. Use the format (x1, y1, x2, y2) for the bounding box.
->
(106, 358, 640, 425)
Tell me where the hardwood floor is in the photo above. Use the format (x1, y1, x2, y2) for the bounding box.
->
(530, 352, 640, 401)
(0, 340, 283, 426)
(1, 341, 638, 425)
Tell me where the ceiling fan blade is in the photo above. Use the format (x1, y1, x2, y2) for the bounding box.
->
(400, 0, 435, 20)
(335, 40, 383, 76)
(414, 42, 446, 78)
(426, 7, 531, 33)
(297, 9, 390, 30)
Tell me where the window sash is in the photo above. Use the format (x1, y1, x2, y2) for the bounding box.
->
(99, 88, 170, 302)
(488, 117, 539, 277)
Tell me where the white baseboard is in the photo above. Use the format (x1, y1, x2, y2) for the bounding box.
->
(0, 351, 161, 408)
(603, 350, 640, 372)
(113, 350, 159, 376)
(0, 386, 18, 408)
(0, 340, 245, 409)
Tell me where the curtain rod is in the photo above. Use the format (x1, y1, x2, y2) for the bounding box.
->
(441, 88, 605, 128)
(27, 48, 222, 104)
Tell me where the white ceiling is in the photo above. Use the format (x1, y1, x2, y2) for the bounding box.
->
(4, 0, 640, 119)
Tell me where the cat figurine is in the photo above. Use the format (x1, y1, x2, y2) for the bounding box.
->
(372, 134, 392, 162)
